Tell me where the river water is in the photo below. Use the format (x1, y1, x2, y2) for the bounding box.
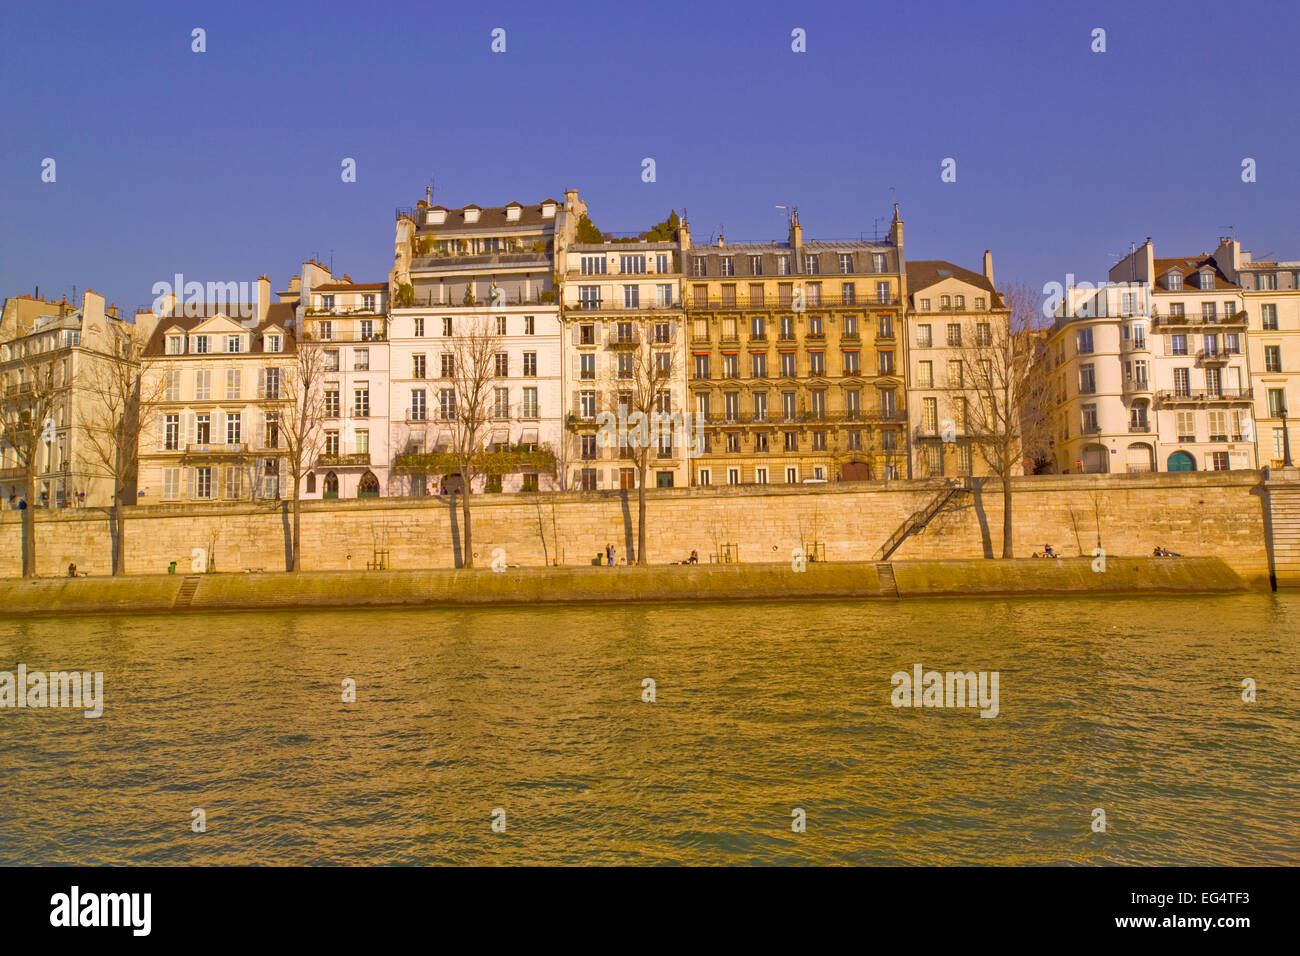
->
(1, 594, 1297, 865)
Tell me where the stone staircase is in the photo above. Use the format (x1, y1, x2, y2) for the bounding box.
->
(173, 574, 202, 608)
(876, 562, 899, 598)
(1265, 472, 1300, 588)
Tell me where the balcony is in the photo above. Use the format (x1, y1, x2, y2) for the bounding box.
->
(404, 408, 429, 422)
(311, 329, 386, 343)
(1156, 388, 1253, 405)
(1151, 310, 1248, 330)
(317, 452, 370, 467)
(0, 466, 26, 481)
(607, 333, 641, 349)
(410, 252, 552, 274)
(686, 293, 899, 309)
(571, 298, 680, 312)
(184, 442, 248, 457)
(1128, 422, 1152, 433)
(1196, 349, 1231, 365)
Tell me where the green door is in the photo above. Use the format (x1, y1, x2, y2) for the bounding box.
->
(1166, 451, 1196, 472)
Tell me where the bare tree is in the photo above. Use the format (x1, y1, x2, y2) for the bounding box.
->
(960, 280, 1053, 558)
(447, 314, 501, 568)
(268, 333, 326, 571)
(0, 351, 62, 576)
(601, 319, 678, 565)
(78, 322, 163, 574)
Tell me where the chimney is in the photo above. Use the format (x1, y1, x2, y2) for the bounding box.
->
(82, 290, 106, 331)
(257, 275, 271, 324)
(983, 250, 994, 287)
(679, 217, 691, 251)
(788, 208, 802, 252)
(888, 202, 904, 251)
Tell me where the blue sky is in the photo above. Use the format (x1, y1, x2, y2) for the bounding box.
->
(3, 0, 1298, 312)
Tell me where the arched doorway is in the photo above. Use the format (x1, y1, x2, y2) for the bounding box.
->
(841, 460, 872, 481)
(1167, 451, 1196, 472)
(323, 471, 339, 499)
(1081, 443, 1109, 473)
(357, 471, 380, 498)
(1125, 443, 1154, 473)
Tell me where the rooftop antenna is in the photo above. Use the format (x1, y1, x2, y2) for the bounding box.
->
(872, 217, 884, 242)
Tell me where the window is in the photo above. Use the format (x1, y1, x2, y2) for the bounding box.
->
(1202, 302, 1217, 320)
(225, 368, 241, 400)
(413, 354, 426, 379)
(804, 254, 819, 275)
(442, 317, 453, 336)
(877, 313, 892, 338)
(809, 389, 826, 419)
(354, 387, 370, 418)
(920, 299, 931, 312)
(411, 389, 427, 421)
(923, 397, 938, 432)
(782, 391, 797, 421)
(694, 354, 710, 379)
(656, 253, 670, 274)
(522, 388, 538, 418)
(1265, 345, 1282, 373)
(579, 353, 595, 380)
(844, 314, 858, 336)
(226, 335, 242, 353)
(1079, 365, 1096, 394)
(812, 431, 826, 451)
(726, 434, 740, 453)
(753, 392, 768, 421)
(777, 256, 790, 276)
(166, 335, 183, 355)
(1209, 410, 1228, 442)
(917, 324, 932, 348)
(324, 389, 339, 417)
(1268, 388, 1286, 418)
(785, 466, 798, 483)
(784, 431, 798, 451)
(439, 353, 454, 378)
(195, 369, 211, 400)
(1167, 273, 1183, 291)
(808, 314, 823, 336)
(1258, 273, 1278, 291)
(262, 367, 280, 400)
(755, 466, 768, 483)
(1176, 411, 1195, 442)
(946, 323, 961, 347)
(724, 392, 740, 422)
(947, 360, 962, 386)
(878, 350, 894, 374)
(580, 434, 596, 460)
(523, 352, 537, 376)
(164, 414, 179, 451)
(873, 253, 887, 273)
(1199, 271, 1215, 291)
(692, 257, 706, 277)
(749, 255, 763, 276)
(414, 318, 425, 337)
(195, 466, 213, 499)
(354, 348, 369, 371)
(752, 353, 768, 378)
(955, 295, 965, 309)
(653, 321, 671, 344)
(325, 430, 340, 455)
(440, 389, 457, 420)
(1210, 451, 1229, 471)
(1082, 403, 1098, 432)
(723, 354, 738, 378)
(225, 412, 241, 444)
(163, 468, 180, 500)
(846, 430, 861, 450)
(324, 349, 339, 371)
(926, 443, 943, 475)
(1262, 305, 1278, 330)
(266, 335, 281, 353)
(1173, 367, 1191, 396)
(809, 351, 824, 375)
(621, 255, 646, 275)
(1132, 324, 1146, 349)
(720, 257, 734, 277)
(579, 390, 596, 419)
(1076, 328, 1093, 354)
(363, 294, 376, 311)
(623, 285, 640, 308)
(918, 361, 933, 388)
(656, 284, 674, 307)
(495, 315, 507, 335)
(842, 350, 859, 375)
(580, 256, 607, 275)
(192, 335, 210, 354)
(880, 390, 896, 417)
(839, 253, 854, 274)
(1171, 334, 1188, 356)
(321, 295, 335, 311)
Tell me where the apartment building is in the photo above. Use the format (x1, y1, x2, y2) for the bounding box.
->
(136, 282, 297, 504)
(386, 191, 579, 493)
(0, 290, 130, 508)
(560, 235, 688, 490)
(904, 255, 1007, 478)
(1213, 238, 1300, 470)
(1047, 281, 1157, 473)
(1112, 241, 1254, 472)
(683, 206, 907, 486)
(293, 262, 389, 500)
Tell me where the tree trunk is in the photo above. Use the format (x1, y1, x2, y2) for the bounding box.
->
(291, 482, 301, 572)
(112, 491, 126, 575)
(22, 470, 36, 577)
(1000, 469, 1014, 559)
(636, 459, 648, 565)
(460, 484, 474, 568)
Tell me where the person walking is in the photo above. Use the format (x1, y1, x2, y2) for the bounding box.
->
(606, 543, 615, 567)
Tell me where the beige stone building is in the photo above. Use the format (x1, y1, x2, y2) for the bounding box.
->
(683, 207, 907, 486)
(904, 256, 1006, 478)
(559, 235, 688, 490)
(1212, 238, 1300, 470)
(0, 290, 130, 509)
(135, 282, 297, 505)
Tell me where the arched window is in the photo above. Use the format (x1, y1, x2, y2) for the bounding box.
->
(357, 471, 380, 498)
(323, 471, 339, 499)
(306, 473, 316, 494)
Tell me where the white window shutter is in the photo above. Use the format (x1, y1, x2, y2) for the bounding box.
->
(570, 324, 579, 345)
(255, 419, 265, 451)
(215, 411, 225, 444)
(184, 467, 194, 499)
(257, 368, 266, 399)
(185, 412, 195, 447)
(156, 414, 165, 452)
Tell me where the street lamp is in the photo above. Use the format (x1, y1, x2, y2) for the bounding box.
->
(1282, 400, 1294, 468)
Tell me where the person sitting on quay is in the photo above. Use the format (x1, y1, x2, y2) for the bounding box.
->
(1042, 544, 1057, 558)
(688, 550, 698, 565)
(67, 563, 77, 578)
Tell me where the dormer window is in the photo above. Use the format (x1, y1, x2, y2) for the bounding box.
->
(266, 334, 282, 353)
(226, 335, 242, 353)
(463, 205, 481, 224)
(1199, 271, 1215, 290)
(166, 335, 184, 355)
(192, 335, 210, 354)
(321, 294, 335, 311)
(505, 203, 522, 221)
(1166, 272, 1183, 291)
(426, 206, 447, 225)
(541, 201, 557, 218)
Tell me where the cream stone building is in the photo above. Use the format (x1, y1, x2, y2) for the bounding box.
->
(904, 255, 1006, 478)
(0, 290, 131, 509)
(1212, 238, 1300, 470)
(386, 191, 581, 493)
(559, 236, 688, 490)
(289, 262, 390, 500)
(136, 281, 298, 505)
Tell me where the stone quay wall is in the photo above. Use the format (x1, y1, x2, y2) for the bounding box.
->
(0, 472, 1281, 589)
